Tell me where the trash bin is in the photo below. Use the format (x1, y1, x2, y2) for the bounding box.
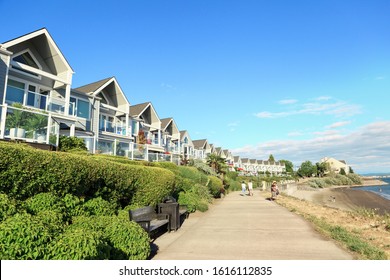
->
(158, 202, 180, 231)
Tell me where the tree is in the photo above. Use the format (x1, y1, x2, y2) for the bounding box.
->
(280, 160, 294, 174)
(297, 161, 316, 177)
(206, 154, 227, 175)
(316, 162, 329, 177)
(268, 154, 275, 163)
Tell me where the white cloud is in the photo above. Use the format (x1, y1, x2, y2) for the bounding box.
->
(160, 83, 176, 90)
(327, 121, 351, 129)
(288, 131, 304, 137)
(231, 121, 390, 173)
(279, 99, 298, 105)
(315, 96, 332, 101)
(254, 98, 362, 119)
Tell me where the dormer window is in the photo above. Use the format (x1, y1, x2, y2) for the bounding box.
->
(11, 49, 42, 79)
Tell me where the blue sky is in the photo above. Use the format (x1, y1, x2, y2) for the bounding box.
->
(1, 0, 390, 173)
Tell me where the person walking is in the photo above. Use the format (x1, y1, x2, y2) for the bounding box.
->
(248, 180, 253, 196)
(241, 181, 247, 196)
(270, 181, 279, 201)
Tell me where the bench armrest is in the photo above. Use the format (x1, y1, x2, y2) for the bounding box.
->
(156, 213, 170, 220)
(135, 220, 151, 233)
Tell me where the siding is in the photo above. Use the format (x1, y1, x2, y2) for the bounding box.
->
(0, 51, 10, 104)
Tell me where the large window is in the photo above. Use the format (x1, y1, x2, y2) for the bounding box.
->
(70, 97, 90, 119)
(6, 80, 25, 104)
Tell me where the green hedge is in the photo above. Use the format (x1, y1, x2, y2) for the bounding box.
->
(0, 142, 175, 207)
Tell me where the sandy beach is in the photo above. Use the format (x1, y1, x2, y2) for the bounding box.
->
(289, 179, 390, 215)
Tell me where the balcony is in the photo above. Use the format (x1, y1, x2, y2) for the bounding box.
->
(7, 89, 75, 117)
(99, 120, 127, 136)
(1, 105, 56, 144)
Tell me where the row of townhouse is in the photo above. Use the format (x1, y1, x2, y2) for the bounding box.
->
(0, 28, 231, 164)
(233, 158, 286, 176)
(0, 28, 286, 175)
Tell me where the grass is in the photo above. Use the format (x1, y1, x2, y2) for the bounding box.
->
(273, 193, 389, 260)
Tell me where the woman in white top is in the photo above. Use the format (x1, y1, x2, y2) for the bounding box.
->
(248, 180, 253, 196)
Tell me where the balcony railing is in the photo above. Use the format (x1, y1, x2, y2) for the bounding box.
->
(99, 120, 127, 136)
(8, 89, 76, 117)
(2, 105, 49, 143)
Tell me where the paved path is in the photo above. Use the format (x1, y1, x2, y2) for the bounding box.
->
(152, 191, 353, 260)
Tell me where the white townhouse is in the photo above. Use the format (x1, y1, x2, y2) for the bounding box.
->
(0, 28, 85, 147)
(73, 77, 132, 155)
(193, 139, 212, 161)
(161, 117, 181, 164)
(180, 130, 194, 161)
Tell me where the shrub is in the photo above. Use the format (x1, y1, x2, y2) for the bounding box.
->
(0, 142, 175, 207)
(105, 217, 151, 260)
(207, 176, 224, 198)
(70, 215, 150, 260)
(62, 194, 86, 217)
(178, 166, 209, 185)
(178, 184, 212, 213)
(23, 192, 64, 215)
(46, 227, 111, 260)
(82, 197, 117, 216)
(58, 135, 87, 152)
(347, 173, 363, 185)
(0, 213, 52, 259)
(0, 193, 17, 222)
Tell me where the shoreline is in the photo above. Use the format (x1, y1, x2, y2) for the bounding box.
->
(290, 178, 390, 215)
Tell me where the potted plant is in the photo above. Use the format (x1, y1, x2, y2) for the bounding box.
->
(26, 113, 48, 142)
(6, 103, 27, 139)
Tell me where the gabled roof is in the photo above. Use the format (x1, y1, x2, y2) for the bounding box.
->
(161, 118, 180, 138)
(74, 77, 130, 109)
(193, 139, 208, 149)
(250, 159, 257, 164)
(180, 130, 193, 144)
(161, 118, 173, 130)
(74, 77, 112, 95)
(234, 156, 241, 162)
(3, 28, 74, 74)
(130, 102, 151, 117)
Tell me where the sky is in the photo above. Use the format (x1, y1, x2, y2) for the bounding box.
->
(1, 0, 390, 174)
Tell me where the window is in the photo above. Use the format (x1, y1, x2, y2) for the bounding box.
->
(6, 79, 25, 104)
(11, 50, 41, 78)
(70, 97, 90, 119)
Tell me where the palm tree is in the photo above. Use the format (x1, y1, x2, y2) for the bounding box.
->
(206, 154, 227, 175)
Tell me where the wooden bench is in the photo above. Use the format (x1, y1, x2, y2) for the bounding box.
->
(129, 206, 170, 237)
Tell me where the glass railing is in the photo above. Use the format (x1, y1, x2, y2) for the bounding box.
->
(48, 96, 75, 116)
(26, 91, 47, 110)
(99, 120, 127, 135)
(4, 106, 49, 143)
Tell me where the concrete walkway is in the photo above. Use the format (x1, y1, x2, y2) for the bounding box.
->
(152, 191, 354, 260)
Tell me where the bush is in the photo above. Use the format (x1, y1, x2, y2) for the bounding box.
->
(0, 193, 17, 222)
(207, 176, 224, 198)
(178, 166, 209, 186)
(104, 217, 151, 260)
(23, 192, 64, 215)
(0, 142, 175, 207)
(70, 215, 150, 260)
(178, 184, 212, 213)
(0, 213, 52, 259)
(46, 227, 111, 260)
(58, 135, 87, 152)
(82, 197, 117, 216)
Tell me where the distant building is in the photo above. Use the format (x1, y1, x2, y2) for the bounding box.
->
(320, 157, 349, 174)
